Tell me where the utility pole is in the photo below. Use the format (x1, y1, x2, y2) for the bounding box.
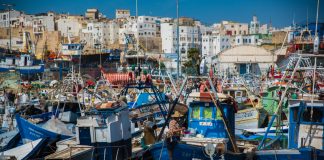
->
(176, 0, 180, 79)
(2, 3, 14, 53)
(136, 0, 139, 66)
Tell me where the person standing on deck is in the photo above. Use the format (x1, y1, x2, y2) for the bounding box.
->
(166, 111, 185, 160)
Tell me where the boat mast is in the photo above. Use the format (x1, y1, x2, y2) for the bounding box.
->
(2, 3, 14, 53)
(314, 0, 320, 54)
(176, 0, 180, 79)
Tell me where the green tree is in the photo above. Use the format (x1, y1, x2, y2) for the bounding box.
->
(183, 48, 201, 75)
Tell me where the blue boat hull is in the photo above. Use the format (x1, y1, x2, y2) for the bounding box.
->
(0, 64, 44, 74)
(144, 142, 245, 160)
(16, 64, 45, 74)
(15, 114, 71, 142)
(254, 147, 324, 160)
(0, 67, 12, 72)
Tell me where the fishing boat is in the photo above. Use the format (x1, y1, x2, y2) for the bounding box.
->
(221, 76, 268, 133)
(142, 76, 245, 159)
(0, 53, 44, 74)
(254, 99, 324, 159)
(74, 105, 132, 160)
(0, 138, 47, 160)
(0, 130, 20, 151)
(15, 114, 72, 143)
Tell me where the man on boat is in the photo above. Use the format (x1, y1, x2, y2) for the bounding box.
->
(166, 111, 185, 160)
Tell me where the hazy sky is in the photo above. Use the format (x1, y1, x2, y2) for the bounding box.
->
(1, 0, 323, 27)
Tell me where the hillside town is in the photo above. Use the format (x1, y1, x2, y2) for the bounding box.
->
(2, 8, 321, 75)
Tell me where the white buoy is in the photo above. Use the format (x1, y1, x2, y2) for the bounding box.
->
(204, 142, 216, 160)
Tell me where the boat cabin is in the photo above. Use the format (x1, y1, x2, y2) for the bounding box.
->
(61, 44, 83, 56)
(288, 100, 324, 150)
(186, 92, 235, 139)
(222, 87, 247, 104)
(76, 107, 132, 160)
(0, 54, 34, 67)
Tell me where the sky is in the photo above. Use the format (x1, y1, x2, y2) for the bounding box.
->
(1, 0, 323, 27)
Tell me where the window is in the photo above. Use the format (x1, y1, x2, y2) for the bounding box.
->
(203, 107, 213, 119)
(216, 109, 221, 120)
(235, 91, 242, 97)
(191, 106, 200, 119)
(302, 107, 323, 122)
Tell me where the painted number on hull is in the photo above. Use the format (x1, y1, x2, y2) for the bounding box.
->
(199, 122, 212, 126)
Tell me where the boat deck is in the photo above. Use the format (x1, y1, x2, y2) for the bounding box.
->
(45, 145, 93, 160)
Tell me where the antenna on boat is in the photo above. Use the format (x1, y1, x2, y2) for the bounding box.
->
(313, 0, 320, 54)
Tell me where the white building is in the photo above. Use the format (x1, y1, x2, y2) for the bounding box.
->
(81, 22, 105, 48)
(221, 21, 249, 36)
(57, 15, 84, 38)
(217, 45, 278, 75)
(119, 16, 158, 44)
(32, 12, 55, 37)
(249, 16, 260, 34)
(17, 14, 34, 27)
(116, 9, 130, 19)
(202, 32, 231, 64)
(0, 37, 23, 50)
(235, 35, 261, 46)
(259, 24, 269, 34)
(137, 16, 157, 38)
(161, 23, 176, 53)
(81, 20, 120, 48)
(105, 20, 120, 45)
(0, 10, 21, 28)
(158, 17, 172, 23)
(161, 22, 201, 61)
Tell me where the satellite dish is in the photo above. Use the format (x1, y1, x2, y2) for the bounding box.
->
(204, 143, 215, 160)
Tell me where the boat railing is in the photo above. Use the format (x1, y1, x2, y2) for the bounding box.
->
(66, 144, 131, 159)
